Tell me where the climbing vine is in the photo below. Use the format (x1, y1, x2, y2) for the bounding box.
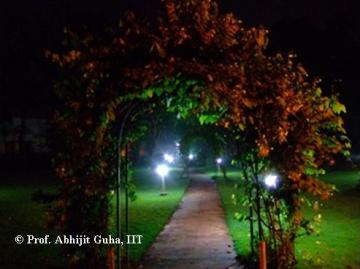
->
(47, 0, 350, 268)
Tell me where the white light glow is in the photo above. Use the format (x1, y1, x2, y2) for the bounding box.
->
(164, 153, 174, 163)
(188, 154, 194, 160)
(216, 158, 223, 164)
(264, 174, 278, 188)
(156, 164, 170, 177)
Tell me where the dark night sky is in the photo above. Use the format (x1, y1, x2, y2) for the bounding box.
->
(1, 0, 360, 149)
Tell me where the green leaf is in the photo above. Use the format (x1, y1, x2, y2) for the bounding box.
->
(234, 212, 245, 221)
(331, 99, 346, 114)
(315, 87, 322, 97)
(302, 149, 315, 158)
(199, 114, 220, 124)
(342, 150, 351, 157)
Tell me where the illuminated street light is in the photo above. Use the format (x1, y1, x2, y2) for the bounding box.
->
(216, 158, 223, 177)
(188, 154, 194, 160)
(156, 164, 170, 195)
(164, 153, 174, 164)
(264, 174, 278, 188)
(156, 164, 169, 177)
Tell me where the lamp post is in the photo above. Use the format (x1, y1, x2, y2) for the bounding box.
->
(156, 164, 169, 196)
(258, 173, 279, 269)
(175, 142, 180, 158)
(216, 158, 222, 176)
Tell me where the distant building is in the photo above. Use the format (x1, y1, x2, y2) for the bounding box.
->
(0, 117, 50, 156)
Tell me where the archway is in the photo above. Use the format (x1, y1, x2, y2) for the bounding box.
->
(47, 1, 349, 268)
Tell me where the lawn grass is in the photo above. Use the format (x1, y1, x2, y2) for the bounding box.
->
(202, 167, 360, 269)
(110, 167, 190, 261)
(0, 166, 189, 268)
(0, 173, 63, 269)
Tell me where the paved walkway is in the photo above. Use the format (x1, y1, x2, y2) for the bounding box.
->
(141, 172, 242, 269)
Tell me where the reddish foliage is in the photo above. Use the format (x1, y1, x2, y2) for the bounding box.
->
(49, 0, 349, 268)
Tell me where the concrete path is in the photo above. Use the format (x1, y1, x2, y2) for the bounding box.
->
(141, 172, 242, 269)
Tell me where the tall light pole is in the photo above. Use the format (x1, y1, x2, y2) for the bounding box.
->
(156, 164, 169, 196)
(259, 173, 279, 269)
(216, 157, 222, 176)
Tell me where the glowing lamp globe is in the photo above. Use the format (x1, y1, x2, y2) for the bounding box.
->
(264, 174, 278, 188)
(216, 158, 223, 164)
(164, 153, 174, 164)
(156, 164, 170, 178)
(188, 154, 194, 160)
